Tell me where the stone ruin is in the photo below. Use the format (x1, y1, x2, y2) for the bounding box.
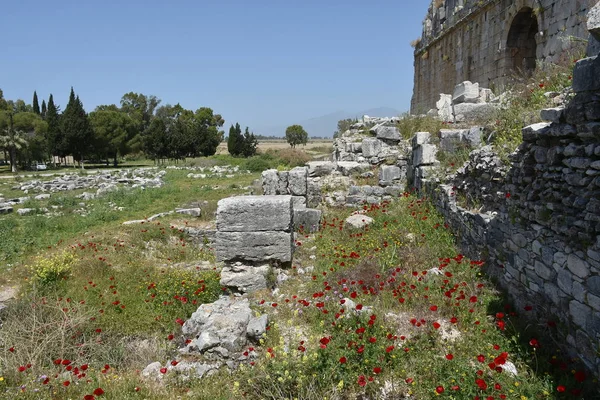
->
(412, 0, 595, 114)
(144, 195, 298, 380)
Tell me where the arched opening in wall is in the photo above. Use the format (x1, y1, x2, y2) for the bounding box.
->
(506, 7, 538, 75)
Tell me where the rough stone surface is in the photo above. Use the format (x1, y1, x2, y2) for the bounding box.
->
(372, 125, 401, 141)
(288, 167, 308, 196)
(293, 208, 322, 233)
(379, 165, 402, 185)
(216, 196, 292, 232)
(219, 262, 271, 293)
(215, 231, 293, 263)
(572, 56, 600, 93)
(362, 138, 383, 158)
(345, 214, 374, 230)
(413, 144, 438, 166)
(307, 161, 336, 177)
(182, 296, 253, 355)
(452, 81, 480, 104)
(246, 314, 269, 341)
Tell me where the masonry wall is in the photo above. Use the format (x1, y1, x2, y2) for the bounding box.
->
(411, 53, 600, 373)
(411, 0, 595, 113)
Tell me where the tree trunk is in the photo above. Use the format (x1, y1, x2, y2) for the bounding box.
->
(9, 147, 17, 173)
(113, 153, 118, 167)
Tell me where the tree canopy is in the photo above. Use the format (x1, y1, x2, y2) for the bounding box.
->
(285, 124, 308, 148)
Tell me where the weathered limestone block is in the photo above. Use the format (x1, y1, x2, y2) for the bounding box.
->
(412, 131, 431, 147)
(345, 214, 374, 229)
(436, 94, 453, 121)
(413, 144, 438, 166)
(277, 171, 289, 194)
(452, 81, 479, 104)
(288, 167, 308, 196)
(464, 126, 482, 147)
(292, 196, 306, 209)
(572, 56, 600, 92)
(439, 129, 463, 152)
(337, 161, 369, 176)
(261, 169, 279, 195)
(453, 103, 496, 122)
(220, 263, 271, 293)
(294, 208, 322, 232)
(372, 124, 401, 142)
(216, 195, 292, 232)
(379, 165, 402, 186)
(246, 314, 268, 341)
(307, 161, 336, 177)
(215, 231, 293, 263)
(362, 138, 383, 157)
(306, 179, 321, 208)
(182, 296, 252, 354)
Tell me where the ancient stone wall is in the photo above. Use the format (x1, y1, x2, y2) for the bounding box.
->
(411, 0, 596, 113)
(411, 51, 600, 374)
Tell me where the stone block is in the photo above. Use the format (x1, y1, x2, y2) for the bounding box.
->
(569, 300, 592, 328)
(215, 231, 293, 263)
(362, 138, 383, 157)
(345, 214, 374, 229)
(291, 196, 306, 209)
(587, 2, 600, 41)
(436, 94, 453, 121)
(306, 179, 321, 208)
(294, 208, 322, 233)
(337, 161, 368, 176)
(412, 132, 431, 147)
(379, 165, 402, 185)
(216, 195, 292, 232)
(452, 102, 496, 122)
(540, 107, 565, 123)
(371, 124, 401, 141)
(439, 129, 463, 152)
(572, 56, 600, 92)
(413, 144, 438, 166)
(307, 161, 336, 177)
(261, 169, 279, 195)
(567, 254, 590, 278)
(452, 81, 479, 104)
(288, 167, 308, 196)
(522, 122, 551, 141)
(220, 263, 271, 293)
(463, 126, 482, 147)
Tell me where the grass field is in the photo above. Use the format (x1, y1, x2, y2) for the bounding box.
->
(0, 150, 595, 399)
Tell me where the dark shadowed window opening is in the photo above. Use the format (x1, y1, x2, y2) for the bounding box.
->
(507, 7, 538, 75)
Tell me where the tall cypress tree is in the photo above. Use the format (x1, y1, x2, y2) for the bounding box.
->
(61, 88, 92, 167)
(32, 91, 40, 115)
(41, 99, 47, 119)
(46, 94, 63, 158)
(227, 123, 243, 156)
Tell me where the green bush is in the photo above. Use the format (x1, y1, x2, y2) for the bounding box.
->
(244, 157, 272, 172)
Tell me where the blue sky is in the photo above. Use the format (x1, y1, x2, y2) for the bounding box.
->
(2, 0, 428, 134)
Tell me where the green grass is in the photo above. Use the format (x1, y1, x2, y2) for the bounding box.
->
(0, 171, 596, 399)
(0, 169, 259, 267)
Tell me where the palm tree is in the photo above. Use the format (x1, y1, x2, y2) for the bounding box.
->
(0, 112, 28, 173)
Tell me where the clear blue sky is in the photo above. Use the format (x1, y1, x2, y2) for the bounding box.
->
(2, 0, 428, 133)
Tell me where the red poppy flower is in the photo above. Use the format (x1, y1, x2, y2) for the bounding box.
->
(475, 378, 487, 390)
(159, 367, 167, 374)
(357, 375, 367, 387)
(373, 367, 382, 374)
(63, 381, 70, 387)
(432, 322, 441, 329)
(430, 305, 438, 311)
(436, 385, 444, 394)
(556, 385, 566, 392)
(339, 356, 347, 363)
(445, 354, 454, 360)
(477, 354, 485, 362)
(84, 395, 95, 400)
(93, 388, 105, 396)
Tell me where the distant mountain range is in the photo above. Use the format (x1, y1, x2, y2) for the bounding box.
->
(255, 107, 401, 138)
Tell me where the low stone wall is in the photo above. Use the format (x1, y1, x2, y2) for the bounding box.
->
(412, 53, 600, 375)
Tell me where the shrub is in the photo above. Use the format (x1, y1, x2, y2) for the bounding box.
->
(31, 251, 76, 285)
(244, 157, 272, 172)
(396, 114, 445, 141)
(272, 148, 312, 168)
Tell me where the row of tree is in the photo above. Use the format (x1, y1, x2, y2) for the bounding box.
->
(0, 89, 229, 170)
(0, 87, 313, 172)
